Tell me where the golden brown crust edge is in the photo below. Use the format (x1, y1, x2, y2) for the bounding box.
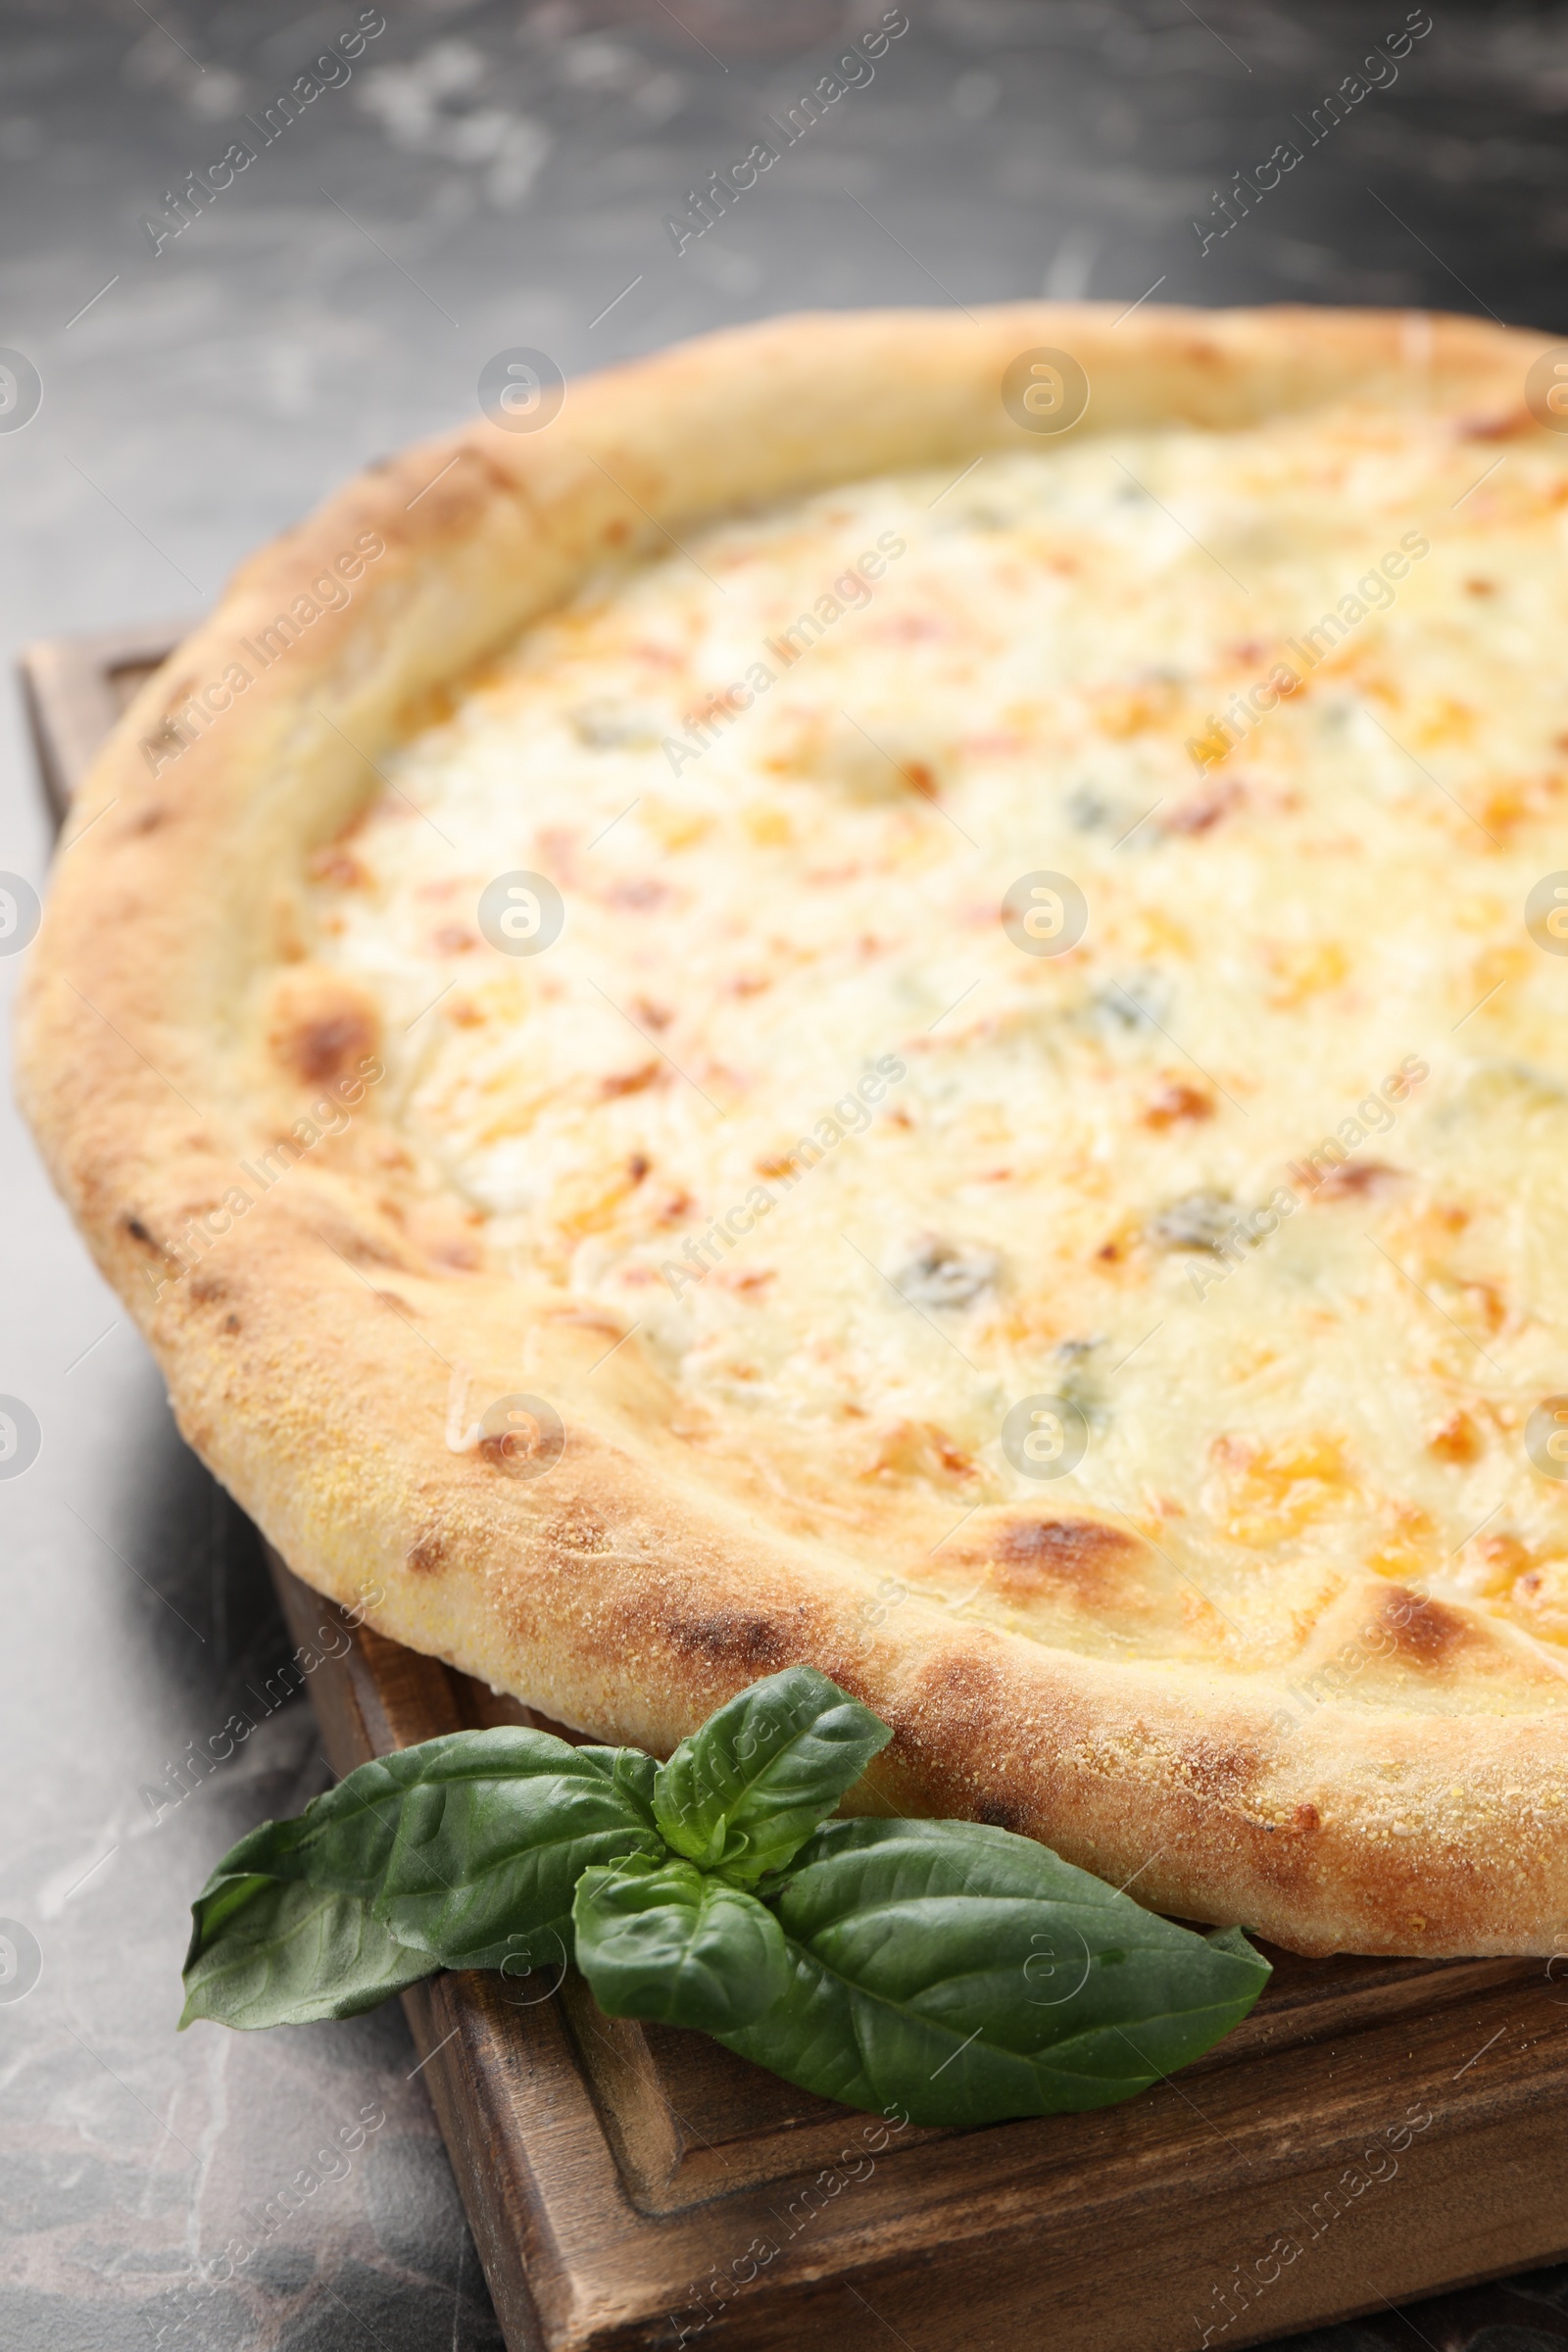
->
(18, 301, 1568, 1959)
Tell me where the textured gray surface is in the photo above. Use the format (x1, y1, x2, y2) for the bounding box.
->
(3, 1, 1568, 2345)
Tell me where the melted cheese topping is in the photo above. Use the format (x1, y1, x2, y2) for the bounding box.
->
(314, 407, 1568, 1696)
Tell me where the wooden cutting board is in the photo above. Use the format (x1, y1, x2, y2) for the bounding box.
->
(21, 623, 1568, 2352)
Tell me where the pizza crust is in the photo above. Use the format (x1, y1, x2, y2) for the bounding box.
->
(20, 302, 1568, 1958)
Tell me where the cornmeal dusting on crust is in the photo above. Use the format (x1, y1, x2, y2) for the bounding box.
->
(314, 414, 1568, 1699)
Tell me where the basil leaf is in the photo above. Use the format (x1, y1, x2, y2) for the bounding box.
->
(716, 1819, 1270, 2128)
(185, 1869, 282, 1969)
(573, 1856, 790, 2032)
(194, 1730, 663, 1969)
(179, 1878, 436, 2032)
(653, 1666, 893, 1884)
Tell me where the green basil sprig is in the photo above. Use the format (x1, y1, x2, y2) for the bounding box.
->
(180, 1666, 1270, 2127)
(181, 1879, 438, 2031)
(712, 1819, 1266, 2126)
(573, 1856, 791, 2031)
(653, 1668, 892, 1881)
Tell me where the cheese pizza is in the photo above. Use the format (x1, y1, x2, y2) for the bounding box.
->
(22, 305, 1568, 1955)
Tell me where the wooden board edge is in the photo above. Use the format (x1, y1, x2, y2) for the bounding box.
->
(25, 618, 1568, 2352)
(16, 621, 198, 821)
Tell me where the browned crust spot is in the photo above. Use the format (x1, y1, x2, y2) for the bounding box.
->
(1311, 1161, 1405, 1201)
(665, 1610, 790, 1672)
(265, 968, 381, 1085)
(1381, 1586, 1472, 1664)
(963, 1514, 1143, 1603)
(976, 1798, 1027, 1832)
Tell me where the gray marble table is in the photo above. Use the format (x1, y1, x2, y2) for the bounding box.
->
(4, 2, 1568, 2344)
